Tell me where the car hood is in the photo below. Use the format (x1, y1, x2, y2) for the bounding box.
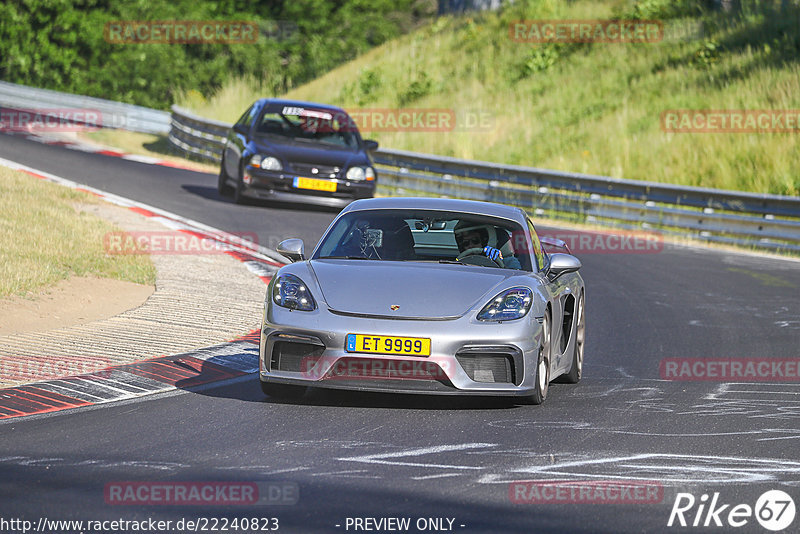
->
(253, 138, 366, 169)
(308, 260, 517, 319)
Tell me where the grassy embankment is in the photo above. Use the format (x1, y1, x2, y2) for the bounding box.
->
(0, 166, 156, 298)
(160, 0, 799, 196)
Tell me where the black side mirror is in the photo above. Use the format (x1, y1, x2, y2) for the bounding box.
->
(363, 139, 379, 151)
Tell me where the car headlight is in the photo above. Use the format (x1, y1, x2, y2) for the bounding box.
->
(346, 166, 375, 181)
(272, 274, 316, 311)
(261, 156, 282, 171)
(477, 287, 533, 322)
(250, 155, 282, 171)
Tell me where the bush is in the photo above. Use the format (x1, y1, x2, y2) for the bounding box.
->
(0, 0, 437, 110)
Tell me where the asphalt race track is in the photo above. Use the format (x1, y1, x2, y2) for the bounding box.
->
(1, 132, 799, 533)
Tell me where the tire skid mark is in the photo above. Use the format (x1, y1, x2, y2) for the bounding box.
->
(0, 156, 285, 420)
(0, 338, 261, 420)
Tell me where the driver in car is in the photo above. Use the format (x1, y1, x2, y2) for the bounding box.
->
(454, 222, 522, 269)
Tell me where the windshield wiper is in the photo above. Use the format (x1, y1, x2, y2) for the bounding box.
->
(437, 259, 466, 265)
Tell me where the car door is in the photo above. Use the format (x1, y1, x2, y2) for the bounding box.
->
(528, 218, 576, 373)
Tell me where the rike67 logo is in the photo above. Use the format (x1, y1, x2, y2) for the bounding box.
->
(668, 490, 795, 531)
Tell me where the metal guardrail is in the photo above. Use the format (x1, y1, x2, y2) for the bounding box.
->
(168, 105, 229, 162)
(7, 82, 796, 251)
(0, 81, 170, 135)
(168, 106, 800, 253)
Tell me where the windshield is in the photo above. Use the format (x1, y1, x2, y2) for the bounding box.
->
(314, 209, 532, 271)
(255, 104, 360, 149)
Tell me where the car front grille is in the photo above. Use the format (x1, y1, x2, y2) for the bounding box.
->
(326, 357, 447, 382)
(455, 351, 516, 384)
(289, 162, 340, 179)
(271, 340, 324, 372)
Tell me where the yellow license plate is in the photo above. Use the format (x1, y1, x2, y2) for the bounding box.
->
(294, 176, 337, 192)
(346, 334, 431, 356)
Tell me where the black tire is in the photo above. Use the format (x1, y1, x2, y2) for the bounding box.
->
(260, 380, 307, 399)
(217, 159, 233, 196)
(233, 164, 247, 205)
(524, 311, 551, 405)
(559, 293, 585, 384)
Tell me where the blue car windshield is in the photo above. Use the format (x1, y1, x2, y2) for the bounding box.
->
(314, 209, 534, 271)
(255, 105, 360, 149)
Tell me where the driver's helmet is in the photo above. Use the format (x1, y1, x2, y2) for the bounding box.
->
(454, 220, 498, 252)
(454, 220, 515, 260)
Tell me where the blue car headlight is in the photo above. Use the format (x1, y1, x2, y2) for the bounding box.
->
(272, 274, 316, 311)
(477, 287, 533, 322)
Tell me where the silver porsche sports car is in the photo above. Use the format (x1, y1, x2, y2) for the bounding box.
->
(259, 197, 585, 404)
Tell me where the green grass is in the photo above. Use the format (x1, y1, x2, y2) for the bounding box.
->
(178, 0, 800, 196)
(0, 166, 156, 297)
